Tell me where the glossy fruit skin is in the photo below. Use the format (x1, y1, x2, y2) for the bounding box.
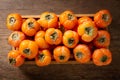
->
(73, 44, 91, 63)
(7, 13, 22, 31)
(19, 40, 38, 59)
(8, 31, 25, 47)
(53, 46, 70, 63)
(45, 28, 62, 45)
(63, 30, 79, 48)
(77, 21, 98, 42)
(35, 49, 51, 66)
(22, 18, 40, 36)
(8, 50, 24, 67)
(94, 30, 110, 48)
(35, 31, 49, 49)
(38, 12, 58, 29)
(94, 10, 112, 28)
(59, 10, 78, 30)
(92, 48, 112, 66)
(78, 16, 92, 25)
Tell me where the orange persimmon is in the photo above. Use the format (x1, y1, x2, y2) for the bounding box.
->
(93, 30, 110, 48)
(94, 10, 112, 28)
(92, 48, 112, 66)
(35, 49, 51, 66)
(45, 28, 62, 45)
(38, 12, 58, 29)
(59, 10, 78, 29)
(77, 21, 98, 42)
(35, 31, 49, 49)
(53, 46, 70, 63)
(19, 40, 38, 59)
(8, 50, 24, 67)
(73, 44, 91, 63)
(8, 31, 25, 47)
(22, 18, 40, 36)
(6, 13, 22, 31)
(63, 30, 79, 48)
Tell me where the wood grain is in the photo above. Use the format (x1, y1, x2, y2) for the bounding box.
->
(0, 0, 120, 80)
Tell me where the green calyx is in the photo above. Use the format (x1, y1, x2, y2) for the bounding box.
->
(9, 17, 16, 25)
(68, 38, 74, 46)
(38, 53, 45, 61)
(68, 14, 73, 20)
(98, 36, 106, 43)
(45, 14, 52, 20)
(100, 55, 108, 62)
(12, 33, 19, 41)
(28, 22, 34, 28)
(50, 31, 58, 41)
(59, 55, 65, 60)
(85, 27, 93, 36)
(76, 52, 83, 59)
(9, 58, 16, 65)
(23, 48, 31, 55)
(102, 14, 109, 22)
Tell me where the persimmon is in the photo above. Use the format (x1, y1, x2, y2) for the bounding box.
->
(78, 16, 92, 25)
(22, 18, 40, 36)
(8, 31, 25, 47)
(8, 50, 24, 67)
(63, 30, 79, 48)
(93, 30, 110, 48)
(53, 46, 70, 63)
(45, 28, 62, 45)
(59, 10, 78, 29)
(35, 31, 49, 49)
(19, 40, 38, 59)
(92, 48, 112, 66)
(73, 44, 91, 63)
(35, 49, 51, 66)
(77, 21, 98, 42)
(94, 10, 112, 28)
(38, 12, 58, 29)
(7, 13, 22, 31)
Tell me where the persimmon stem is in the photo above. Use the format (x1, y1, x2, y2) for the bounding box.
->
(102, 14, 109, 22)
(9, 58, 16, 65)
(28, 22, 34, 28)
(68, 38, 74, 46)
(9, 17, 16, 25)
(59, 55, 65, 60)
(38, 53, 45, 61)
(23, 48, 31, 55)
(45, 14, 52, 20)
(50, 31, 58, 41)
(85, 27, 93, 36)
(68, 14, 73, 20)
(98, 36, 106, 43)
(12, 33, 19, 40)
(76, 52, 83, 59)
(100, 55, 107, 62)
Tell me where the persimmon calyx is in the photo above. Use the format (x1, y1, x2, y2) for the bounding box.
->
(50, 31, 58, 41)
(100, 55, 108, 62)
(76, 52, 83, 59)
(68, 14, 74, 20)
(45, 14, 52, 20)
(38, 53, 45, 61)
(23, 48, 31, 55)
(59, 55, 65, 60)
(85, 27, 93, 36)
(102, 14, 109, 22)
(68, 38, 74, 46)
(9, 17, 16, 25)
(12, 33, 19, 41)
(28, 22, 34, 28)
(98, 36, 106, 43)
(9, 58, 16, 65)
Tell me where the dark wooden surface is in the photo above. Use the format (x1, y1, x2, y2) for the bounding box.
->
(0, 0, 120, 80)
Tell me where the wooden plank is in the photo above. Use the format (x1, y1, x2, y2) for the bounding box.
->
(21, 14, 95, 18)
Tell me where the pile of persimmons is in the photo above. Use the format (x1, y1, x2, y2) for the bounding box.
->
(7, 10, 112, 67)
